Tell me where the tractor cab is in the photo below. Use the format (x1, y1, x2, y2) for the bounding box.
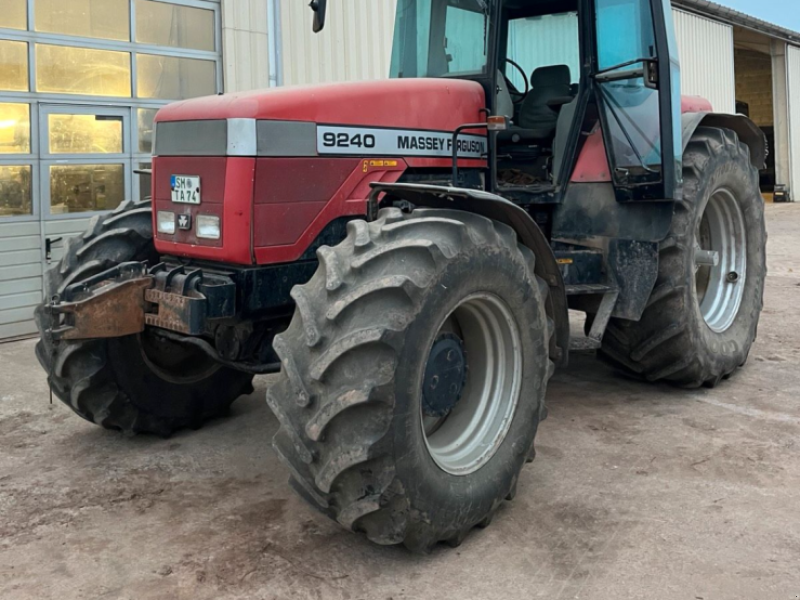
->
(388, 0, 682, 203)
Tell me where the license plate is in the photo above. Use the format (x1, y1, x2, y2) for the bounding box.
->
(171, 175, 201, 205)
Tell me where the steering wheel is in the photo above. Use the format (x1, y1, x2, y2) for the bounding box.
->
(504, 58, 529, 104)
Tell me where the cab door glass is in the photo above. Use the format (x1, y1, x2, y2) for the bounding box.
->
(595, 0, 663, 190)
(596, 0, 655, 70)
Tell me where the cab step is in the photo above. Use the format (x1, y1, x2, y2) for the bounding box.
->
(568, 286, 619, 352)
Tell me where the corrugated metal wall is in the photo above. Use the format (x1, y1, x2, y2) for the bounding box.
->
(672, 9, 735, 113)
(278, 0, 397, 86)
(787, 45, 800, 200)
(221, 0, 271, 92)
(0, 222, 42, 341)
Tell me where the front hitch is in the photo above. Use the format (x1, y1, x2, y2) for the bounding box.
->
(47, 261, 237, 340)
(49, 262, 153, 340)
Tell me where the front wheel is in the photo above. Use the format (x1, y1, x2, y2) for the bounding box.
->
(600, 127, 767, 387)
(34, 199, 255, 436)
(267, 208, 555, 552)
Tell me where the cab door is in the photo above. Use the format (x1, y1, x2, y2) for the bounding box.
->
(592, 0, 681, 201)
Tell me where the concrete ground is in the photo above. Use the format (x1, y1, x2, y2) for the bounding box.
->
(1, 204, 799, 600)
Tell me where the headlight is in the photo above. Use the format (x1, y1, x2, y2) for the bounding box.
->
(157, 211, 175, 234)
(196, 215, 221, 240)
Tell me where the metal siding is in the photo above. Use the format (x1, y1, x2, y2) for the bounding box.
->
(221, 0, 271, 92)
(787, 45, 800, 200)
(0, 221, 41, 340)
(279, 0, 397, 86)
(673, 9, 735, 113)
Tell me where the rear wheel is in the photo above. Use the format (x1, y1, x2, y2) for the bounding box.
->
(267, 208, 555, 552)
(600, 127, 766, 387)
(34, 199, 254, 436)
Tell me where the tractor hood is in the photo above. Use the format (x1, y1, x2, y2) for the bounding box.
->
(155, 78, 487, 134)
(151, 78, 489, 267)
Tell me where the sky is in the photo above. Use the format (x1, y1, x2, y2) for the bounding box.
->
(715, 0, 800, 32)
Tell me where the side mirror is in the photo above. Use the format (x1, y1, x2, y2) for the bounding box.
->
(310, 0, 328, 33)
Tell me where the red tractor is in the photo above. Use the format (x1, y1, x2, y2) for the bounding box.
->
(36, 0, 767, 552)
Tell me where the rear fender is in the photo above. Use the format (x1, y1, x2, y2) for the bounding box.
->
(369, 182, 569, 366)
(681, 112, 767, 169)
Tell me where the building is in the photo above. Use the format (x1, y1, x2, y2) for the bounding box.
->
(0, 0, 798, 341)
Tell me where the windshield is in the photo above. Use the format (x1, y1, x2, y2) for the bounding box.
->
(390, 0, 490, 78)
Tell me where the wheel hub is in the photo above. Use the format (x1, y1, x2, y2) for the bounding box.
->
(694, 187, 747, 333)
(421, 293, 523, 476)
(422, 333, 467, 418)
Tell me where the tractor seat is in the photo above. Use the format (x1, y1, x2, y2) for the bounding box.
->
(518, 65, 573, 138)
(497, 65, 573, 156)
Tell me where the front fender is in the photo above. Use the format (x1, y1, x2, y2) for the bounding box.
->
(681, 112, 767, 169)
(369, 182, 569, 367)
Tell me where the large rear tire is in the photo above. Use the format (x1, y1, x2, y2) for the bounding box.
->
(600, 127, 766, 387)
(34, 199, 254, 436)
(267, 207, 555, 552)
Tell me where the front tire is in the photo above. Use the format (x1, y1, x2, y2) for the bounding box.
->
(600, 127, 766, 387)
(267, 207, 555, 552)
(34, 199, 255, 436)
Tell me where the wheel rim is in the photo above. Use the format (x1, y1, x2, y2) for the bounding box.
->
(695, 188, 747, 333)
(421, 293, 522, 476)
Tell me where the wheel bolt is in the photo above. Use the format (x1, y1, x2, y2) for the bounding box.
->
(726, 271, 739, 283)
(431, 375, 439, 389)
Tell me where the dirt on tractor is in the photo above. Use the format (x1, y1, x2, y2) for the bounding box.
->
(0, 202, 798, 600)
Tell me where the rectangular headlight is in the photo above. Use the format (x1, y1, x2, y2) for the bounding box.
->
(196, 215, 221, 240)
(157, 211, 175, 234)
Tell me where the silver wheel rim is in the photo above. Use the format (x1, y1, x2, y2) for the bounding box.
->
(695, 188, 747, 333)
(421, 293, 522, 476)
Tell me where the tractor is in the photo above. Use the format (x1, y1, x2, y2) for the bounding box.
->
(35, 0, 767, 552)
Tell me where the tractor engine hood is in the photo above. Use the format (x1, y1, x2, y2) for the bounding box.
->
(154, 78, 488, 158)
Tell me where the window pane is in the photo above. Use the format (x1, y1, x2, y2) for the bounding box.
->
(595, 0, 655, 70)
(0, 165, 32, 217)
(138, 162, 151, 200)
(137, 54, 215, 100)
(0, 40, 28, 91)
(50, 164, 125, 214)
(37, 44, 131, 97)
(0, 103, 30, 154)
(35, 0, 130, 41)
(135, 0, 215, 52)
(49, 114, 124, 154)
(137, 108, 157, 153)
(0, 0, 28, 30)
(506, 13, 580, 90)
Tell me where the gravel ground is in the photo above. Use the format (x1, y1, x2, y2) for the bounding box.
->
(1, 204, 799, 600)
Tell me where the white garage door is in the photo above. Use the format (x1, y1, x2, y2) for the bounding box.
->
(672, 9, 736, 113)
(788, 44, 800, 201)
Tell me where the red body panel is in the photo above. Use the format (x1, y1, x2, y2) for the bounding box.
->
(153, 158, 255, 264)
(253, 158, 361, 248)
(253, 159, 406, 265)
(570, 95, 715, 183)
